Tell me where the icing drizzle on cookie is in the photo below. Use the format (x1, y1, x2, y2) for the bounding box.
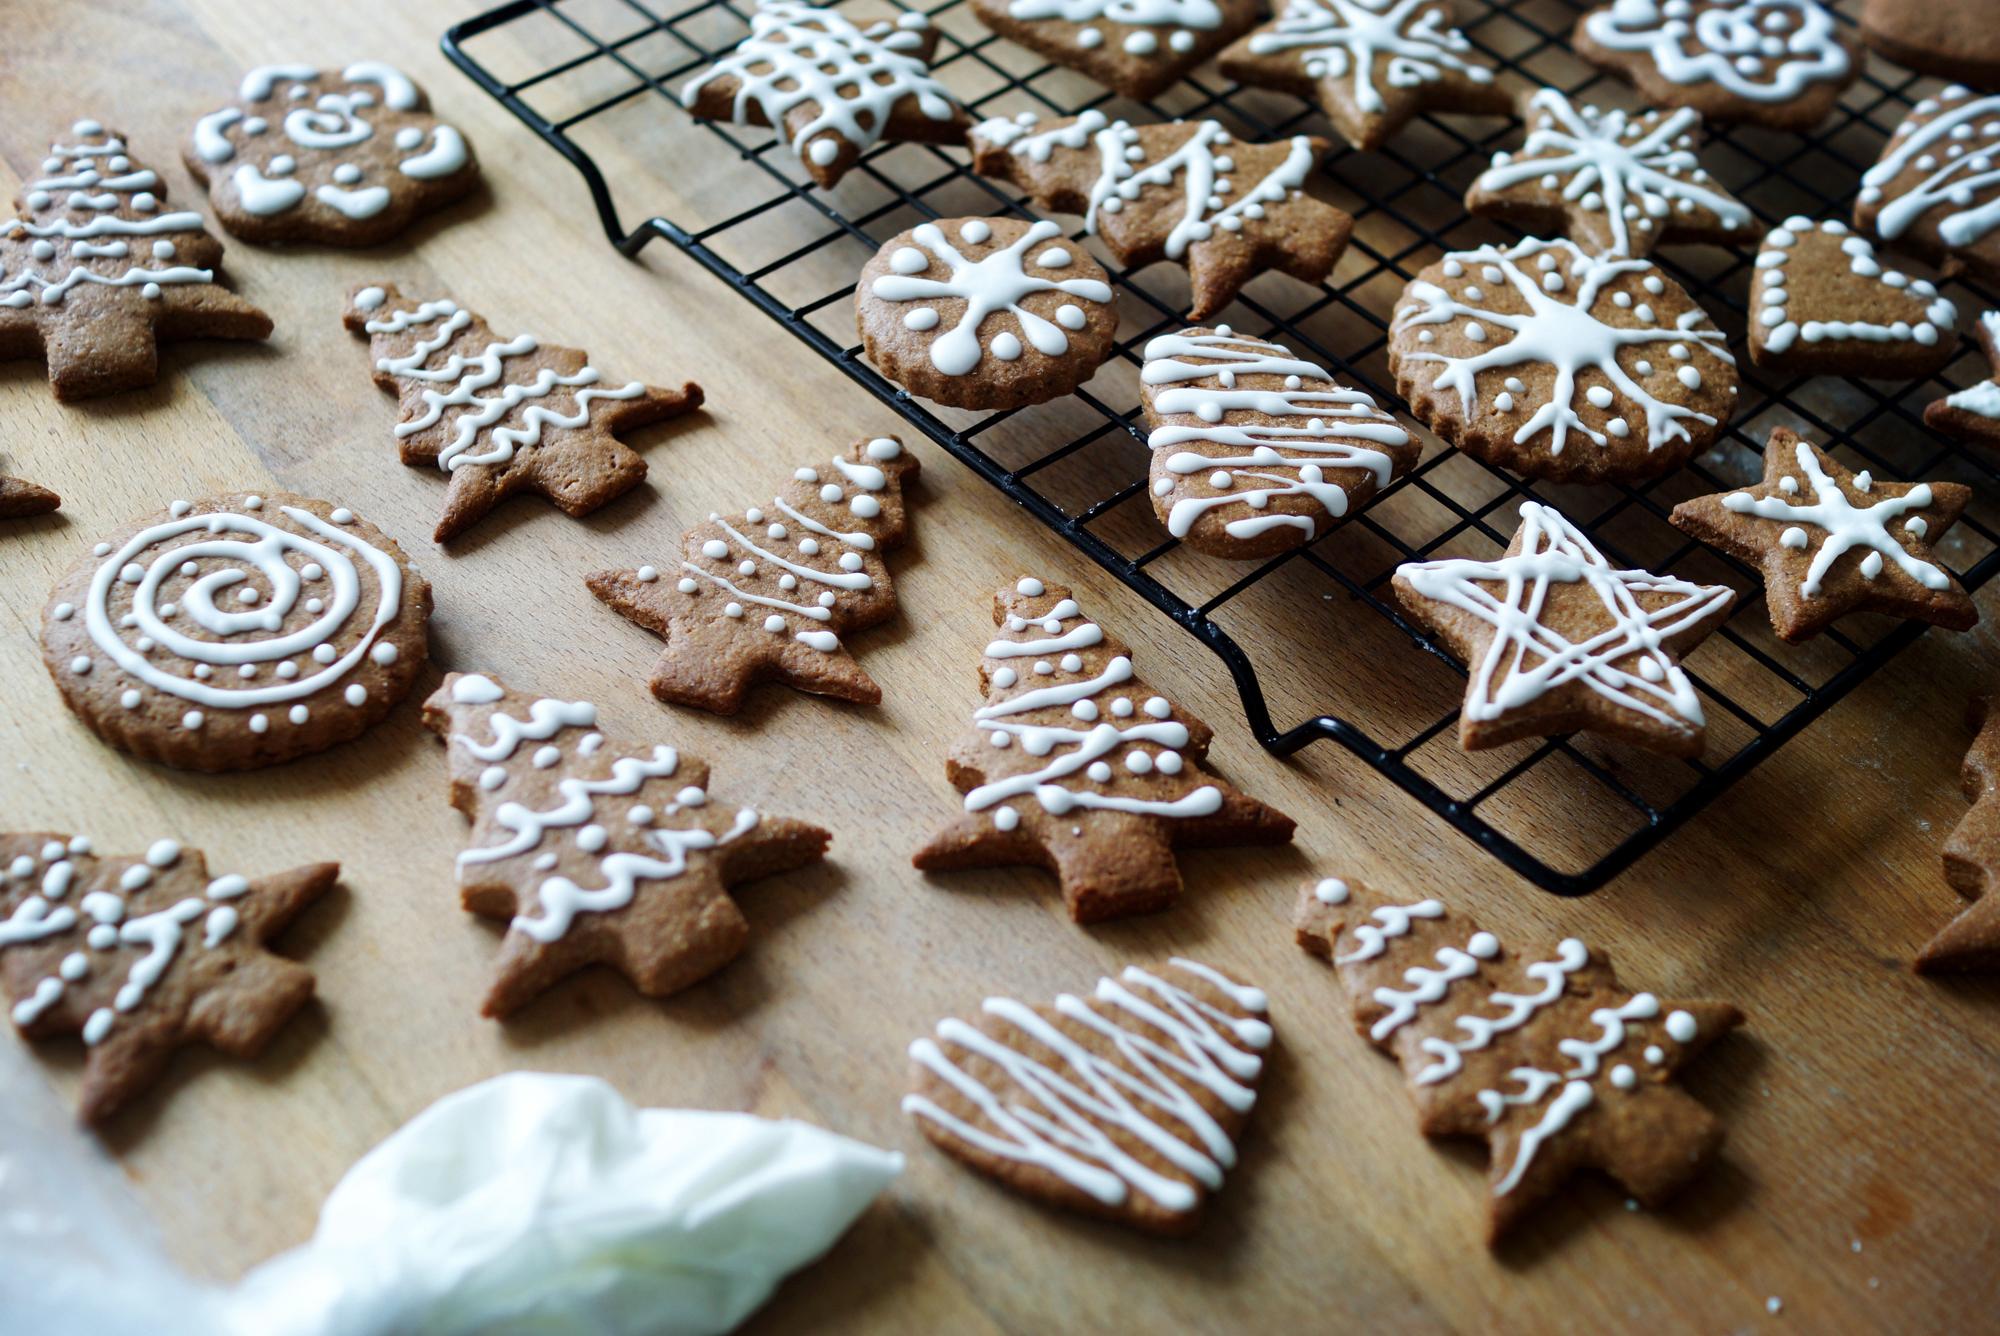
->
(1141, 327, 1410, 541)
(1943, 311, 2000, 420)
(904, 958, 1271, 1213)
(1396, 501, 1731, 735)
(1245, 0, 1495, 113)
(1860, 86, 2000, 248)
(1393, 237, 1734, 457)
(1754, 217, 1955, 355)
(1473, 89, 1749, 257)
(1007, 0, 1223, 59)
(1581, 0, 1850, 103)
(681, 2, 959, 173)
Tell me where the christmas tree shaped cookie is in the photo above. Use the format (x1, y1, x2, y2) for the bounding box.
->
(0, 833, 336, 1124)
(969, 112, 1347, 321)
(914, 579, 1294, 922)
(904, 956, 1273, 1234)
(588, 435, 918, 714)
(1925, 695, 2000, 973)
(343, 283, 704, 543)
(1, 119, 271, 400)
(1296, 876, 1742, 1241)
(0, 475, 59, 519)
(424, 672, 831, 1017)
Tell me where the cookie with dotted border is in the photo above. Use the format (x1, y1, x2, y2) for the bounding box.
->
(1749, 217, 1957, 379)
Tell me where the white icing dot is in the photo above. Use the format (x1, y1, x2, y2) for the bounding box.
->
(1314, 877, 1349, 903)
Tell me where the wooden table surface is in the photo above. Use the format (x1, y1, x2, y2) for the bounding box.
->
(4, 2, 1997, 1332)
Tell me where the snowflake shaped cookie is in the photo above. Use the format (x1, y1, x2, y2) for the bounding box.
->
(1219, 0, 1509, 151)
(1389, 237, 1738, 482)
(1577, 0, 1859, 131)
(680, 2, 969, 189)
(971, 0, 1263, 101)
(186, 63, 479, 245)
(1466, 89, 1752, 258)
(1855, 85, 2000, 290)
(1670, 427, 1976, 643)
(1749, 217, 1957, 378)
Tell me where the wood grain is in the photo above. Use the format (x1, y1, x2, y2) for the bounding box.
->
(2, 1, 1997, 1331)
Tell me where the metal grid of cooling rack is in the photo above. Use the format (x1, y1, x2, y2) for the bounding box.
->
(443, 0, 2000, 894)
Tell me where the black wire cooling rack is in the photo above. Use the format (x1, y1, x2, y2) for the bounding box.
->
(442, 0, 2000, 893)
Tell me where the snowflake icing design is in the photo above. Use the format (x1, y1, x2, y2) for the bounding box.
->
(1394, 238, 1734, 457)
(1582, 0, 1851, 104)
(1246, 0, 1494, 114)
(1397, 502, 1732, 734)
(1473, 89, 1750, 256)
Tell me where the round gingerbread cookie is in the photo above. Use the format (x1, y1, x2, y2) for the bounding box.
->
(41, 492, 432, 771)
(1389, 237, 1739, 483)
(856, 216, 1120, 410)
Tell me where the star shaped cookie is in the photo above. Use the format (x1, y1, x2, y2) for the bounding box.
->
(1219, 0, 1510, 152)
(343, 282, 704, 543)
(1670, 427, 1976, 643)
(1392, 501, 1735, 756)
(1929, 695, 2000, 973)
(425, 672, 831, 1018)
(1927, 310, 2000, 451)
(968, 112, 1346, 320)
(0, 833, 336, 1124)
(0, 475, 59, 519)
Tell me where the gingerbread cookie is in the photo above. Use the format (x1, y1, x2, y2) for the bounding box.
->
(1925, 310, 2000, 451)
(425, 672, 831, 1018)
(1219, 0, 1509, 152)
(0, 475, 59, 519)
(1466, 89, 1752, 259)
(0, 833, 336, 1124)
(1856, 86, 2000, 291)
(1575, 0, 1859, 132)
(972, 0, 1262, 101)
(913, 579, 1294, 922)
(970, 112, 1346, 321)
(1927, 695, 2000, 973)
(1750, 218, 1956, 379)
(588, 435, 917, 713)
(40, 492, 432, 771)
(343, 283, 703, 542)
(680, 3, 969, 189)
(1861, 0, 2000, 88)
(1295, 876, 1741, 1241)
(1389, 237, 1738, 482)
(1669, 427, 1976, 644)
(186, 62, 478, 246)
(857, 217, 1120, 410)
(1394, 502, 1734, 756)
(1139, 325, 1418, 559)
(2, 119, 270, 400)
(904, 956, 1271, 1234)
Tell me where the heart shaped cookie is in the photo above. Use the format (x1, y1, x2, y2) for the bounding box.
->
(1750, 216, 1958, 379)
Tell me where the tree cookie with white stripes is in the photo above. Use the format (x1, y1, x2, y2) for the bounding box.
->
(1669, 427, 1976, 643)
(587, 435, 918, 713)
(40, 492, 432, 771)
(1139, 325, 1417, 559)
(186, 62, 479, 246)
(425, 671, 832, 1018)
(2, 119, 271, 401)
(1749, 217, 1957, 379)
(903, 956, 1272, 1234)
(913, 579, 1294, 922)
(343, 282, 704, 542)
(1388, 237, 1738, 482)
(0, 833, 337, 1125)
(1295, 875, 1741, 1242)
(1855, 86, 2000, 290)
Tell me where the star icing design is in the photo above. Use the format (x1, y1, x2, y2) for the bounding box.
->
(1577, 0, 1857, 130)
(342, 282, 704, 543)
(1467, 89, 1752, 258)
(1856, 86, 2000, 289)
(1929, 694, 2000, 973)
(1392, 502, 1735, 756)
(1390, 238, 1738, 479)
(968, 111, 1346, 321)
(679, 2, 969, 189)
(1295, 878, 1742, 1242)
(1926, 310, 2000, 451)
(425, 673, 831, 1018)
(1218, 0, 1510, 152)
(1670, 428, 1976, 644)
(0, 833, 335, 1124)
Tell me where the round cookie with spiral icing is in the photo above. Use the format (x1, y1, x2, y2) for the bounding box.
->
(40, 492, 432, 771)
(1388, 237, 1738, 483)
(856, 216, 1121, 410)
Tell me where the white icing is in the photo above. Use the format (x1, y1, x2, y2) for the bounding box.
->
(1944, 310, 2000, 419)
(1581, 0, 1850, 103)
(1008, 0, 1221, 59)
(1245, 0, 1495, 114)
(1863, 86, 2000, 247)
(1755, 217, 1954, 355)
